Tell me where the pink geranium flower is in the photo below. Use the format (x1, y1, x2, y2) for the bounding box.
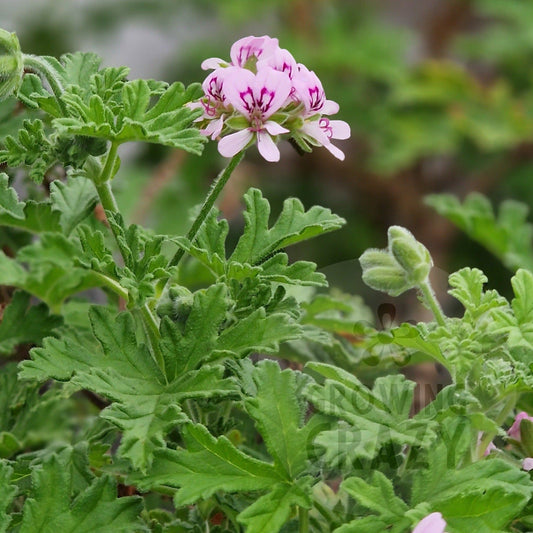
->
(508, 411, 533, 441)
(412, 512, 447, 533)
(218, 66, 291, 162)
(195, 35, 351, 162)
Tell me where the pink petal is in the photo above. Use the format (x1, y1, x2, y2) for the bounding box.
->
(322, 99, 340, 115)
(523, 457, 533, 471)
(329, 119, 351, 140)
(255, 67, 292, 118)
(292, 64, 326, 115)
(301, 121, 330, 145)
(257, 47, 298, 78)
(323, 141, 345, 161)
(264, 120, 289, 135)
(202, 68, 228, 103)
(222, 67, 256, 117)
(201, 115, 225, 140)
(201, 57, 227, 70)
(230, 35, 279, 67)
(509, 412, 533, 441)
(256, 131, 280, 162)
(412, 512, 447, 533)
(218, 129, 253, 158)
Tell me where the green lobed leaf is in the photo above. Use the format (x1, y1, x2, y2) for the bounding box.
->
(20, 304, 238, 470)
(304, 363, 437, 468)
(425, 193, 533, 271)
(340, 472, 409, 524)
(237, 477, 312, 533)
(0, 249, 101, 312)
(50, 176, 98, 235)
(231, 188, 345, 265)
(0, 173, 24, 219)
(54, 80, 206, 154)
(0, 200, 61, 233)
(135, 422, 283, 504)
(245, 360, 315, 479)
(19, 451, 143, 533)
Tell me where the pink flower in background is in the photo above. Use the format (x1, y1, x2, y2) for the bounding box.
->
(508, 411, 533, 441)
(523, 457, 533, 471)
(195, 35, 351, 162)
(412, 512, 447, 533)
(218, 66, 291, 162)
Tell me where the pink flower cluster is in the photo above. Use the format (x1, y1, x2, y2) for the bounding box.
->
(194, 35, 350, 162)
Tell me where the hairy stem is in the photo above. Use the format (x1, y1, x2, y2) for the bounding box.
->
(419, 280, 447, 327)
(93, 143, 165, 374)
(298, 507, 309, 533)
(23, 54, 68, 116)
(168, 151, 245, 269)
(91, 272, 129, 301)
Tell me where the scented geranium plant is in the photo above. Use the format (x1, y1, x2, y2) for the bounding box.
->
(0, 30, 532, 533)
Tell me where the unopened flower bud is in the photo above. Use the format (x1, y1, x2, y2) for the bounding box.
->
(388, 226, 432, 286)
(359, 249, 408, 297)
(0, 29, 23, 100)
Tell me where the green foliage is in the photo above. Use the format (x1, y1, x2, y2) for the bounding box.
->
(0, 291, 62, 355)
(176, 188, 345, 289)
(18, 450, 143, 532)
(1, 20, 533, 533)
(304, 363, 437, 470)
(426, 193, 533, 271)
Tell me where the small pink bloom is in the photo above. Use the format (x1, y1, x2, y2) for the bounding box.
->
(230, 35, 279, 68)
(219, 66, 291, 161)
(412, 512, 447, 533)
(301, 117, 351, 160)
(292, 64, 340, 116)
(196, 35, 351, 161)
(508, 411, 533, 441)
(523, 457, 533, 471)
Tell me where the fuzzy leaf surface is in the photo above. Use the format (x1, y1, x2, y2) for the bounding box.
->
(19, 452, 142, 533)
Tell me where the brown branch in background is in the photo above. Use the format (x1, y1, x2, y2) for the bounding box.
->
(131, 149, 186, 225)
(424, 0, 472, 57)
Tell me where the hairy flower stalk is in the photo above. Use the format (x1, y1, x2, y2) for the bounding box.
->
(193, 35, 351, 162)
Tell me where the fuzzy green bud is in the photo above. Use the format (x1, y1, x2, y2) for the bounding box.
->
(388, 226, 432, 286)
(359, 226, 433, 297)
(359, 249, 408, 297)
(0, 29, 23, 100)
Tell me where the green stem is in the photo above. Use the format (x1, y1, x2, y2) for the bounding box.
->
(96, 141, 119, 185)
(23, 54, 68, 116)
(419, 280, 447, 327)
(93, 143, 165, 374)
(298, 507, 309, 533)
(168, 151, 245, 269)
(476, 393, 517, 460)
(91, 271, 129, 301)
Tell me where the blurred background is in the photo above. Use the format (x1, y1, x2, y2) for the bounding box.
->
(2, 0, 533, 314)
